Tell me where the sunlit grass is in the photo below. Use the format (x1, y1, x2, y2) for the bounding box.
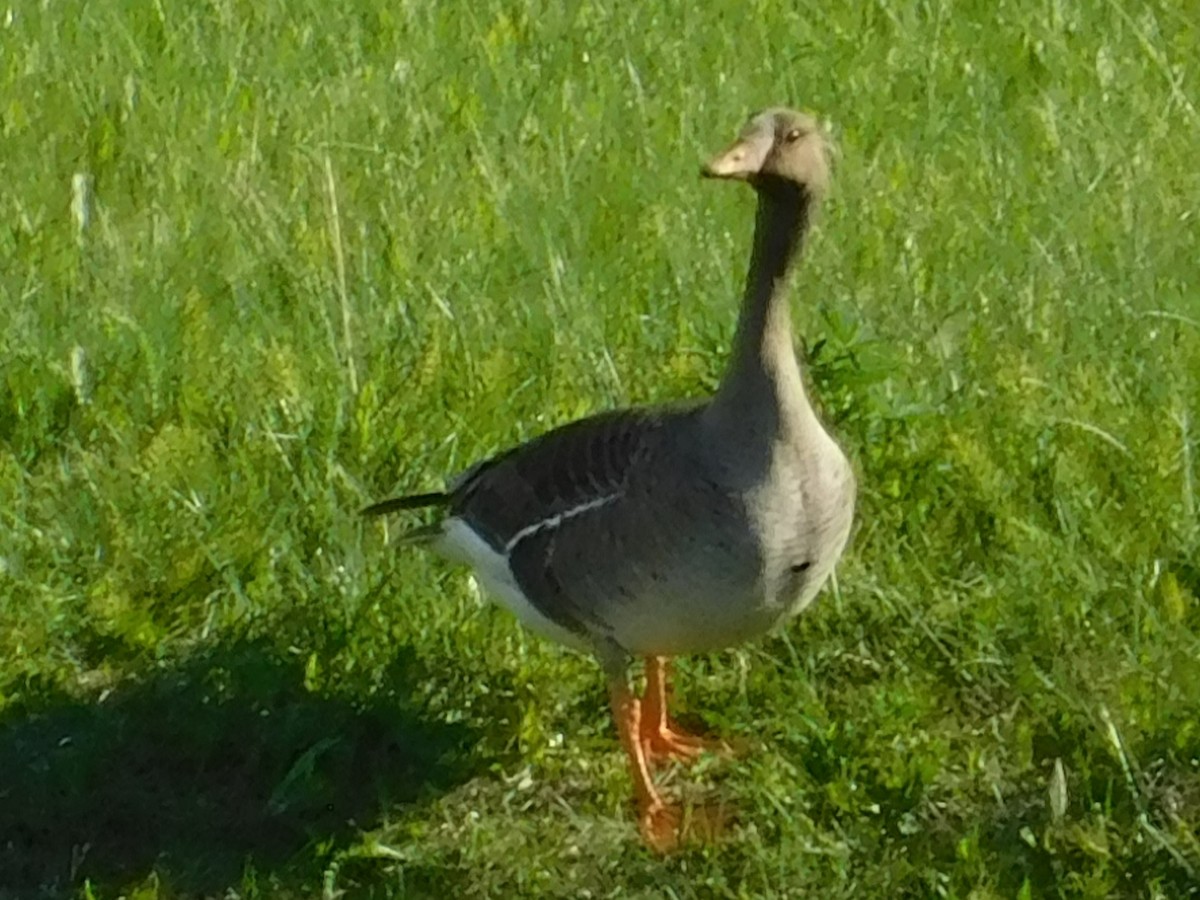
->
(2, 0, 1198, 896)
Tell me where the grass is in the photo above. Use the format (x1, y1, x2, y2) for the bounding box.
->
(2, 0, 1198, 896)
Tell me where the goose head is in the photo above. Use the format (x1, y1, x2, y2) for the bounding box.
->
(702, 108, 830, 197)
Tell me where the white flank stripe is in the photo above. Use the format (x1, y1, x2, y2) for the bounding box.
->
(436, 519, 591, 651)
(503, 493, 620, 553)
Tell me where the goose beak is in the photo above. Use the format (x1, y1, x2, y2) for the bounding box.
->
(701, 135, 770, 180)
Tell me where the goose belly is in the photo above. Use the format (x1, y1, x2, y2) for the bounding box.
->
(561, 505, 780, 656)
(608, 574, 783, 657)
(605, 526, 842, 657)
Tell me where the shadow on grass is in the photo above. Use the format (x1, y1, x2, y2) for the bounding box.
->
(0, 639, 483, 898)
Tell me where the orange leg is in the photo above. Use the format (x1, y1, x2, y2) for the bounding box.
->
(640, 656, 730, 766)
(608, 680, 681, 853)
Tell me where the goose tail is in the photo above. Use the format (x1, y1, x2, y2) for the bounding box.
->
(362, 491, 450, 545)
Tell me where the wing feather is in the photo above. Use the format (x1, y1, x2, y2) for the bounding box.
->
(450, 408, 665, 552)
(446, 407, 686, 638)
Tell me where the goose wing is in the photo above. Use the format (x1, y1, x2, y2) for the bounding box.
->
(447, 407, 698, 642)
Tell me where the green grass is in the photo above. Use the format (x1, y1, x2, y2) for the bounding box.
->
(2, 0, 1198, 896)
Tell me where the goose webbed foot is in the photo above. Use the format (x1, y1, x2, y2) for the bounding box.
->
(640, 656, 732, 767)
(608, 657, 733, 852)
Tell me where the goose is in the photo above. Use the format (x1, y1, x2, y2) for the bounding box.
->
(365, 107, 856, 851)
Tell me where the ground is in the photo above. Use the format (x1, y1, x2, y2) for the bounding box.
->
(1, 0, 1198, 897)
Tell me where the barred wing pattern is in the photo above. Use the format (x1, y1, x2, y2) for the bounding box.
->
(447, 408, 686, 639)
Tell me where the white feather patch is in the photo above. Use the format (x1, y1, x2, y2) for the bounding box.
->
(436, 518, 590, 651)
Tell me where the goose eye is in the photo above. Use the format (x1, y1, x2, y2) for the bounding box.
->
(784, 128, 804, 143)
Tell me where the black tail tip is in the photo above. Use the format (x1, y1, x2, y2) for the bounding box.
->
(361, 492, 449, 517)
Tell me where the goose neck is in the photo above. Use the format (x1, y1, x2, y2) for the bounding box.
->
(710, 184, 815, 425)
